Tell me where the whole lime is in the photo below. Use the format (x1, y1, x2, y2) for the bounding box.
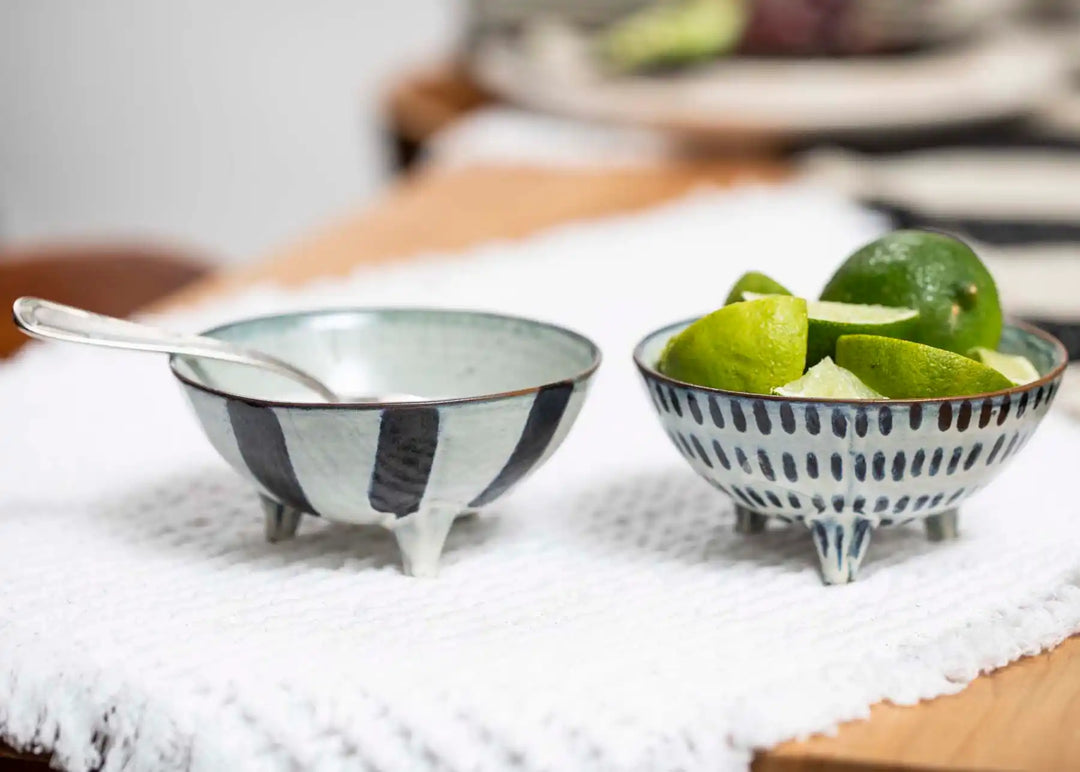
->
(820, 230, 1002, 354)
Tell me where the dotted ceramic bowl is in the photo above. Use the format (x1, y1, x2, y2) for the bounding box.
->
(172, 308, 600, 577)
(634, 321, 1068, 584)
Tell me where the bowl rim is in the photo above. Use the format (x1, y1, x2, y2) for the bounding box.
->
(632, 317, 1068, 405)
(169, 306, 603, 409)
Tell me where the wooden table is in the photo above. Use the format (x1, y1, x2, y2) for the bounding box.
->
(6, 163, 1080, 770)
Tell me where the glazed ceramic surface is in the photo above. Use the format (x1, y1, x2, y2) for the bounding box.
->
(172, 308, 600, 576)
(634, 322, 1068, 584)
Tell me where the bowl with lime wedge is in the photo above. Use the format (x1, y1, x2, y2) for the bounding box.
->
(634, 230, 1068, 584)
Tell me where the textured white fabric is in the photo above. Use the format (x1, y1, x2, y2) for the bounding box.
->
(2, 185, 1080, 772)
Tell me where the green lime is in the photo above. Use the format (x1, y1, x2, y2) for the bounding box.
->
(969, 347, 1040, 385)
(746, 293, 918, 366)
(599, 0, 748, 73)
(725, 271, 791, 305)
(774, 357, 884, 399)
(659, 296, 807, 394)
(835, 335, 1013, 398)
(820, 230, 1002, 354)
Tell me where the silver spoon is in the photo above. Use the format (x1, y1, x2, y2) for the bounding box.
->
(12, 296, 342, 403)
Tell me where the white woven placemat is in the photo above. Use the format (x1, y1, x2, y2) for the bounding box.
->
(2, 185, 1079, 772)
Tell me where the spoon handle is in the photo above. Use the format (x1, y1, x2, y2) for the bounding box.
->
(12, 297, 338, 402)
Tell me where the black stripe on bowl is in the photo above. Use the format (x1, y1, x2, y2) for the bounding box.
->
(986, 434, 1005, 465)
(909, 403, 922, 430)
(946, 447, 963, 475)
(910, 449, 925, 477)
(470, 383, 573, 508)
(780, 403, 796, 434)
(735, 447, 753, 474)
(855, 408, 868, 438)
(228, 401, 315, 514)
(655, 382, 670, 412)
(782, 452, 798, 482)
(831, 453, 843, 481)
(709, 396, 725, 428)
(676, 432, 695, 458)
(832, 409, 847, 439)
(957, 401, 972, 431)
(713, 440, 732, 470)
(731, 401, 747, 432)
(668, 387, 682, 417)
(691, 435, 712, 468)
(938, 403, 953, 431)
(998, 396, 1011, 425)
(929, 448, 944, 476)
(758, 449, 775, 480)
(369, 406, 440, 517)
(754, 401, 772, 435)
(878, 406, 892, 436)
(687, 394, 703, 424)
(872, 451, 886, 481)
(891, 451, 906, 481)
(964, 443, 983, 470)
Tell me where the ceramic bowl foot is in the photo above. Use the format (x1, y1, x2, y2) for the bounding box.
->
(260, 495, 303, 542)
(808, 517, 873, 585)
(734, 505, 768, 535)
(924, 509, 959, 542)
(391, 508, 458, 578)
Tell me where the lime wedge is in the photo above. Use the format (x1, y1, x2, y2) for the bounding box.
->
(745, 293, 919, 366)
(725, 272, 791, 305)
(774, 357, 884, 399)
(969, 347, 1040, 385)
(836, 335, 1013, 398)
(659, 296, 807, 395)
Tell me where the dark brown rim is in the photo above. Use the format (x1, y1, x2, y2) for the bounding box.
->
(632, 317, 1068, 405)
(170, 307, 602, 409)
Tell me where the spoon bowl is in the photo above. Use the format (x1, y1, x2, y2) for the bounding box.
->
(172, 307, 601, 576)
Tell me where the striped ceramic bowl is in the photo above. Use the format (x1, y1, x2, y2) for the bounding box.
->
(634, 321, 1068, 584)
(172, 308, 600, 576)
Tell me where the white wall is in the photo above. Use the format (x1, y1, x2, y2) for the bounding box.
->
(0, 1, 457, 263)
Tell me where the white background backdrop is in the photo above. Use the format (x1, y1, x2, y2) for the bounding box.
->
(0, 0, 456, 263)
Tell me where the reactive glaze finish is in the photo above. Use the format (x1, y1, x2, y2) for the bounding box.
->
(173, 308, 600, 576)
(634, 321, 1067, 584)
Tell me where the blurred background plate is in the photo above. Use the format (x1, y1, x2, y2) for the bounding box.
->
(470, 20, 1069, 141)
